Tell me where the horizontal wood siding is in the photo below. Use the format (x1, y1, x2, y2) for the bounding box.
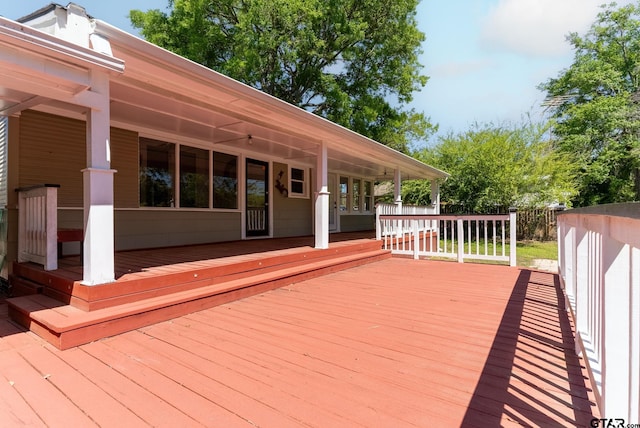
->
(111, 127, 139, 208)
(19, 110, 140, 208)
(339, 214, 375, 232)
(56, 209, 243, 252)
(114, 210, 241, 251)
(272, 162, 312, 237)
(19, 110, 84, 207)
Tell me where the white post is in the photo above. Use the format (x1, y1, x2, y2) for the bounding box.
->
(413, 220, 419, 260)
(43, 187, 58, 271)
(630, 247, 640, 422)
(375, 204, 381, 241)
(601, 234, 631, 419)
(314, 141, 329, 249)
(575, 228, 589, 341)
(394, 169, 402, 213)
(564, 225, 577, 312)
(82, 71, 116, 285)
(430, 180, 440, 214)
(509, 208, 517, 267)
(457, 218, 464, 263)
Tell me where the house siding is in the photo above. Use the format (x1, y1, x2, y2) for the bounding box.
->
(111, 127, 139, 208)
(339, 214, 375, 232)
(13, 112, 318, 253)
(56, 208, 242, 253)
(18, 110, 139, 208)
(272, 162, 312, 237)
(19, 110, 85, 207)
(114, 210, 241, 251)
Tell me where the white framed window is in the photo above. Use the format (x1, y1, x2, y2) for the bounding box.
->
(288, 166, 309, 198)
(352, 179, 361, 211)
(139, 136, 239, 210)
(364, 181, 373, 212)
(139, 137, 176, 207)
(339, 176, 349, 211)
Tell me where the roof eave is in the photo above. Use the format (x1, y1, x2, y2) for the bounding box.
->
(93, 19, 447, 181)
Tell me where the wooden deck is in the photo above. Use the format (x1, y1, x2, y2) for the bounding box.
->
(0, 258, 598, 427)
(7, 233, 389, 349)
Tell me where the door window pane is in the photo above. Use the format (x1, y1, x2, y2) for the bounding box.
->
(246, 159, 268, 236)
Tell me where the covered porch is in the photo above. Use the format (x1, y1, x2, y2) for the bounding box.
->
(0, 5, 448, 288)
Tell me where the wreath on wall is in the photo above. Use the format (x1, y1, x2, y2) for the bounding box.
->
(275, 170, 288, 197)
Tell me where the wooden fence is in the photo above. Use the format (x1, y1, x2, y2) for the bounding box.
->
(516, 208, 562, 241)
(441, 204, 562, 241)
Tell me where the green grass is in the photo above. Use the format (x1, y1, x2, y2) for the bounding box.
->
(435, 238, 558, 267)
(516, 240, 558, 268)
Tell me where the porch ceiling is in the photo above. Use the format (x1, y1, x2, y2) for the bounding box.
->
(0, 12, 447, 182)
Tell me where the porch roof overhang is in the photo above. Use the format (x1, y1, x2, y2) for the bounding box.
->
(0, 6, 448, 182)
(0, 16, 124, 116)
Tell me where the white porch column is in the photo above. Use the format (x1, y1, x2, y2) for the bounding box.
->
(430, 180, 440, 214)
(82, 71, 116, 285)
(394, 169, 402, 214)
(314, 141, 329, 249)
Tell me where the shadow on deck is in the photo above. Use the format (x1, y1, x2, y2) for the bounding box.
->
(462, 269, 598, 426)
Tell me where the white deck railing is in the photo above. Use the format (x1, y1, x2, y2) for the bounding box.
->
(17, 184, 58, 270)
(557, 204, 640, 421)
(376, 208, 517, 266)
(375, 203, 438, 239)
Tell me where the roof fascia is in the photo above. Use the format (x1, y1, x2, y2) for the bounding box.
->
(0, 16, 124, 74)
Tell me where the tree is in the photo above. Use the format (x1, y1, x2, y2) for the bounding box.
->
(403, 122, 578, 213)
(130, 0, 435, 153)
(540, 2, 640, 206)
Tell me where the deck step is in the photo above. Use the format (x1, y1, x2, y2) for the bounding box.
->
(8, 248, 390, 349)
(7, 274, 43, 297)
(13, 238, 384, 311)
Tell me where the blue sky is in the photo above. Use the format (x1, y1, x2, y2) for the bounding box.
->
(2, 0, 633, 146)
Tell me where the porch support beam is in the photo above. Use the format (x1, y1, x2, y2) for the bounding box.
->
(430, 180, 440, 214)
(394, 169, 402, 213)
(314, 141, 329, 249)
(82, 70, 116, 285)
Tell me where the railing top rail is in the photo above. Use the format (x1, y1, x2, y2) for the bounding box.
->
(557, 202, 640, 220)
(15, 184, 60, 193)
(379, 214, 510, 221)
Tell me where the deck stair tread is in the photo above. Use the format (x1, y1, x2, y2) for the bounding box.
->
(8, 243, 389, 349)
(12, 239, 384, 311)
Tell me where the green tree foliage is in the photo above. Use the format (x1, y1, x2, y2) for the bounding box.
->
(404, 123, 578, 213)
(540, 2, 640, 206)
(130, 0, 435, 153)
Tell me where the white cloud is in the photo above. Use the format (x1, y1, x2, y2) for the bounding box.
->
(479, 0, 633, 57)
